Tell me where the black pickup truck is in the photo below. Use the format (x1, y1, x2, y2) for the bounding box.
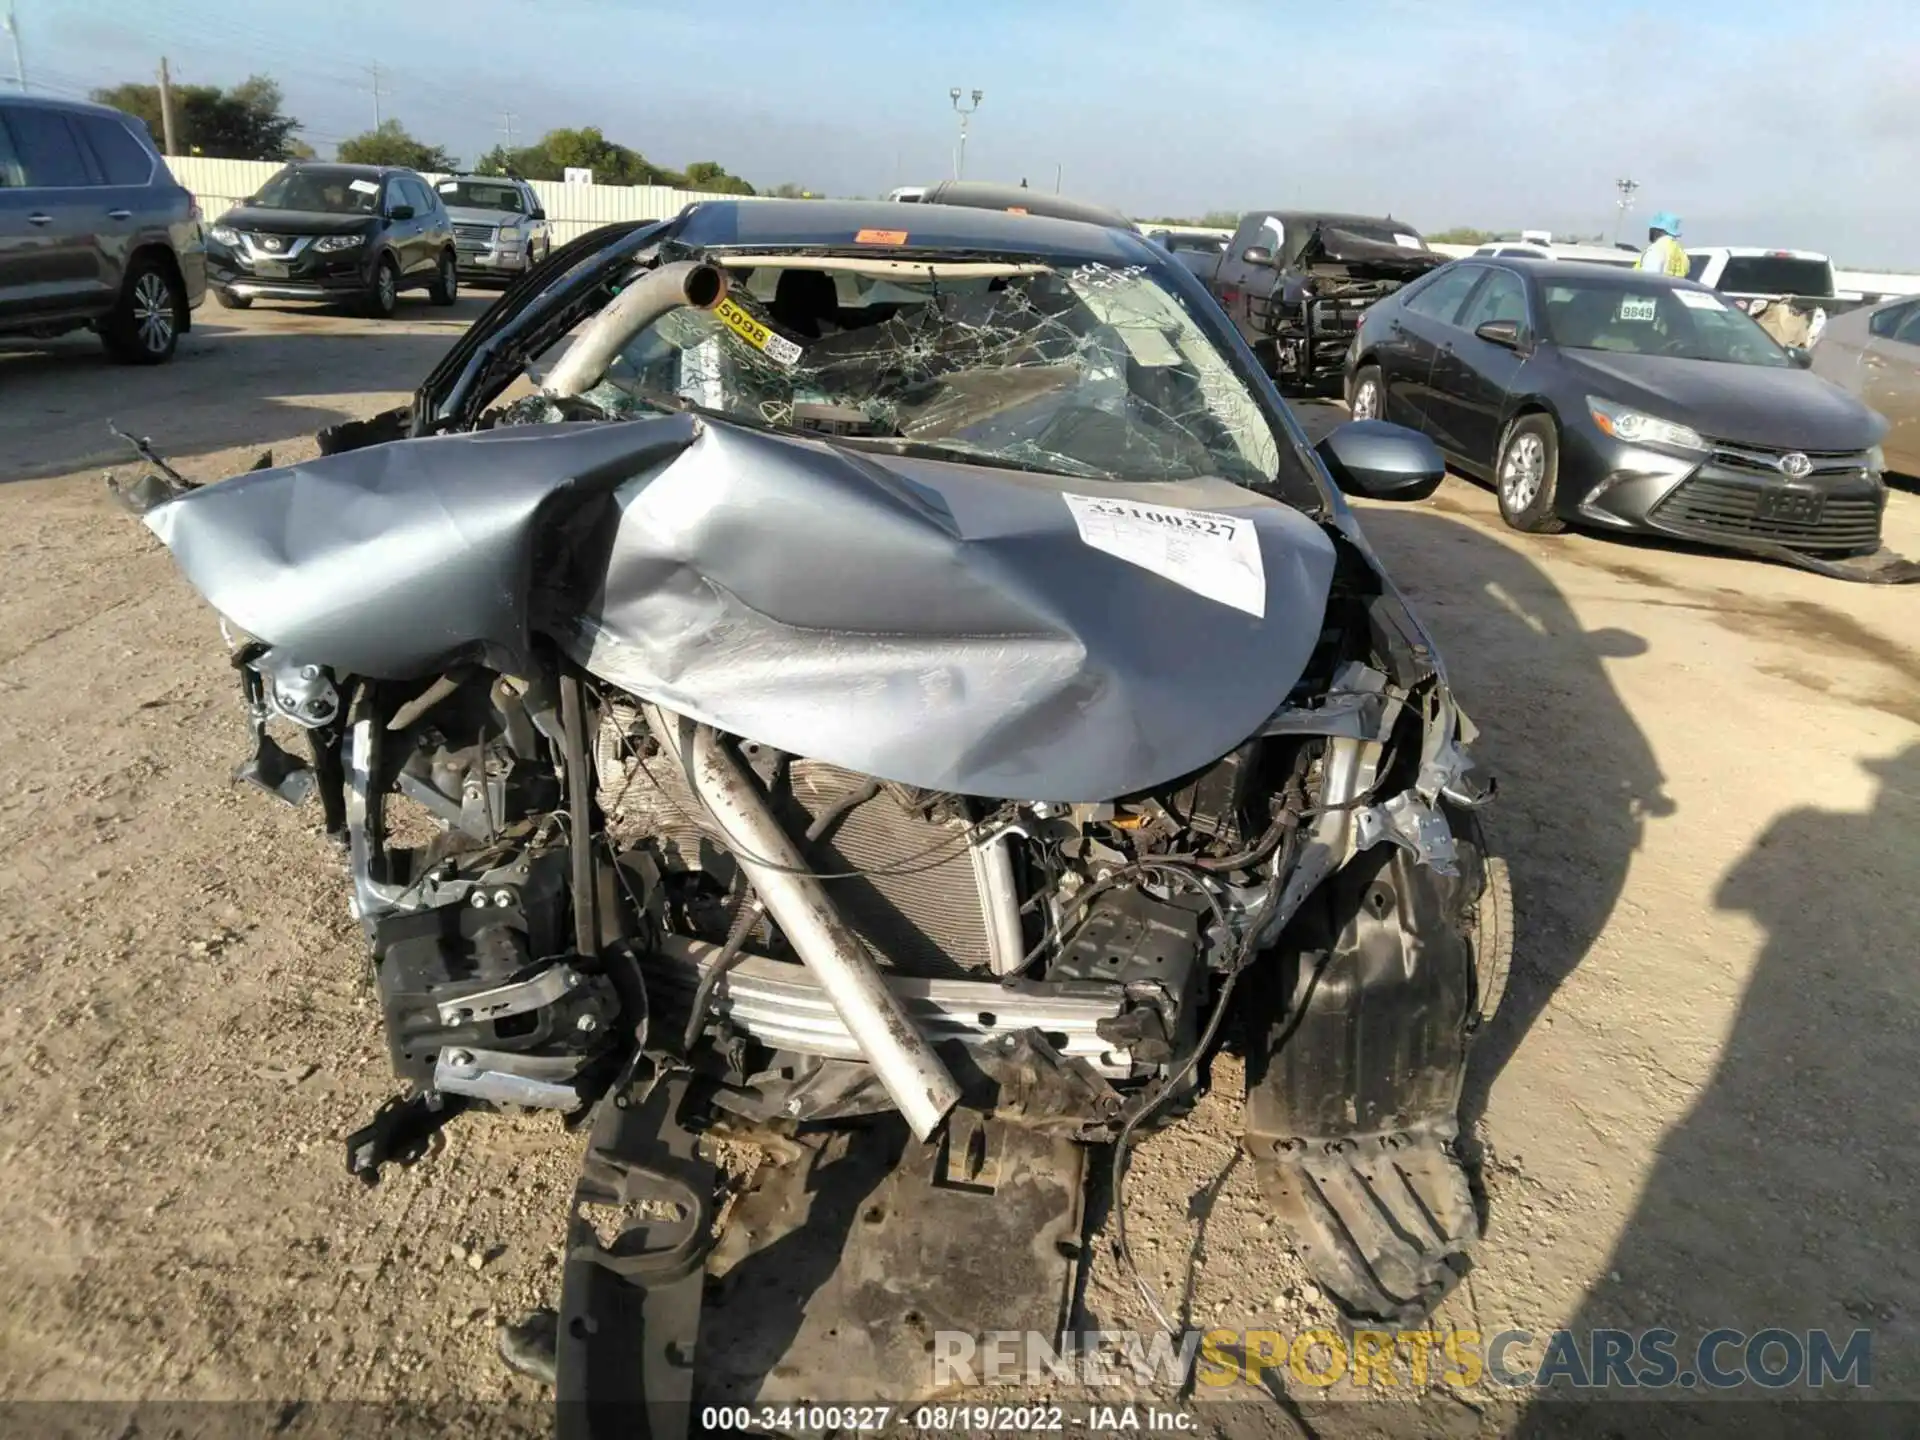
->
(1196, 211, 1447, 390)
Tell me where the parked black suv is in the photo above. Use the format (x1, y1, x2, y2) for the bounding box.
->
(0, 94, 206, 364)
(207, 163, 458, 318)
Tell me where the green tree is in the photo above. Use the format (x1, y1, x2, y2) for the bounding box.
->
(336, 119, 456, 172)
(682, 160, 755, 195)
(91, 73, 300, 160)
(475, 130, 757, 191)
(769, 182, 819, 200)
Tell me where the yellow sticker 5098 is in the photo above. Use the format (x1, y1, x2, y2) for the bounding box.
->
(714, 296, 803, 366)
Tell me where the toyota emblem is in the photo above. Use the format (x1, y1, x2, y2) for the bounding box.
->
(1779, 452, 1812, 478)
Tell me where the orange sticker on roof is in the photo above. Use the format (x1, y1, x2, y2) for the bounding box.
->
(855, 228, 908, 244)
(1006, 206, 1029, 215)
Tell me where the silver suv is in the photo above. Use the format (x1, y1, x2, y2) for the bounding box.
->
(432, 174, 551, 284)
(0, 94, 207, 363)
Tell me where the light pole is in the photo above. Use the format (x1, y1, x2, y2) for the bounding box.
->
(1613, 177, 1640, 246)
(949, 87, 982, 180)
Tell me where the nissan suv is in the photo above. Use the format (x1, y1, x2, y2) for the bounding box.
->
(206, 163, 458, 318)
(0, 93, 207, 364)
(433, 174, 551, 283)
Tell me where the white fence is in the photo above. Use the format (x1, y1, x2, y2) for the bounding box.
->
(167, 156, 746, 244)
(1431, 240, 1919, 298)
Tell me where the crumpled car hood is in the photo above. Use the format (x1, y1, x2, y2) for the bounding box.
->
(144, 416, 1338, 800)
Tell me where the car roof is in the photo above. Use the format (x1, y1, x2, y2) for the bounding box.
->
(1463, 255, 1713, 287)
(672, 198, 1155, 263)
(1688, 246, 1829, 261)
(284, 161, 415, 177)
(1253, 211, 1419, 231)
(0, 92, 132, 121)
(915, 181, 1138, 231)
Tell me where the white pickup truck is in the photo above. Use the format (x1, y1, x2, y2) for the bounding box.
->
(1682, 247, 1875, 348)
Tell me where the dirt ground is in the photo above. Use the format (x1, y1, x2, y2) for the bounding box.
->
(1, 304, 1916, 1435)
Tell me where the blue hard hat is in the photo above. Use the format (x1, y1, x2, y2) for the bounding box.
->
(1649, 211, 1682, 236)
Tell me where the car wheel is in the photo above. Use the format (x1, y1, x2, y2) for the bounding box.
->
(428, 250, 458, 306)
(100, 255, 184, 364)
(214, 288, 253, 310)
(1495, 414, 1567, 533)
(364, 256, 400, 319)
(1349, 364, 1384, 421)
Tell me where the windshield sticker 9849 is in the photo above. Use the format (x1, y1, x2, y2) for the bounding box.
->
(1618, 295, 1658, 322)
(713, 297, 803, 367)
(1062, 493, 1266, 618)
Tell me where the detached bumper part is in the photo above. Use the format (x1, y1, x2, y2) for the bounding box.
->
(1243, 832, 1483, 1328)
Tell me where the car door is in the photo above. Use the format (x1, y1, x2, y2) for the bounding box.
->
(417, 177, 453, 262)
(1427, 266, 1533, 469)
(0, 104, 34, 320)
(1861, 300, 1920, 476)
(71, 110, 164, 302)
(385, 176, 427, 279)
(1379, 263, 1484, 435)
(1214, 215, 1283, 348)
(0, 102, 107, 321)
(524, 182, 550, 261)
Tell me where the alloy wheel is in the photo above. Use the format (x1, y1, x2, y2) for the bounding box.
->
(1352, 379, 1380, 420)
(133, 272, 175, 354)
(1501, 433, 1546, 512)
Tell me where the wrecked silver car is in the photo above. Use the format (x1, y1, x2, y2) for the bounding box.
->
(119, 201, 1509, 1431)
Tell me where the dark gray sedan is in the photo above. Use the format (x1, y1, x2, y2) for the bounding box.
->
(1345, 258, 1896, 573)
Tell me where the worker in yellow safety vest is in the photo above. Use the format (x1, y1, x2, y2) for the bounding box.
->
(1637, 212, 1689, 277)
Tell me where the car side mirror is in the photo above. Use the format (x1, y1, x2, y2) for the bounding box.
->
(1240, 246, 1274, 267)
(529, 207, 546, 221)
(1787, 345, 1814, 369)
(388, 203, 415, 221)
(1474, 318, 1523, 349)
(1316, 419, 1446, 501)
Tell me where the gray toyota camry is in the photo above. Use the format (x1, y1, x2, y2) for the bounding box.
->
(1345, 257, 1902, 579)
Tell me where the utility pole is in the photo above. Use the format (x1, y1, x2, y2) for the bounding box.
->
(367, 63, 383, 129)
(948, 86, 982, 180)
(157, 56, 177, 156)
(1612, 176, 1639, 245)
(3, 2, 25, 92)
(1053, 162, 1062, 194)
(500, 110, 517, 150)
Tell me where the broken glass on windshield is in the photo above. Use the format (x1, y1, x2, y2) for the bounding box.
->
(588, 260, 1282, 487)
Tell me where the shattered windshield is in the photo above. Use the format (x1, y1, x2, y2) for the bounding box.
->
(587, 259, 1283, 487)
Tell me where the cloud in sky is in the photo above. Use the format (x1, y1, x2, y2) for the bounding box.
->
(27, 0, 1919, 266)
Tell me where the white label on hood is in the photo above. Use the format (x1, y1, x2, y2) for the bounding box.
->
(1062, 493, 1266, 618)
(1393, 233, 1424, 250)
(348, 178, 379, 195)
(1675, 288, 1727, 310)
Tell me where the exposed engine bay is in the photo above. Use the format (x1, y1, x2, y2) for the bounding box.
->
(116, 202, 1505, 1435)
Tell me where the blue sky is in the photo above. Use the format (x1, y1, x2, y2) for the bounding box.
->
(16, 0, 1918, 266)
